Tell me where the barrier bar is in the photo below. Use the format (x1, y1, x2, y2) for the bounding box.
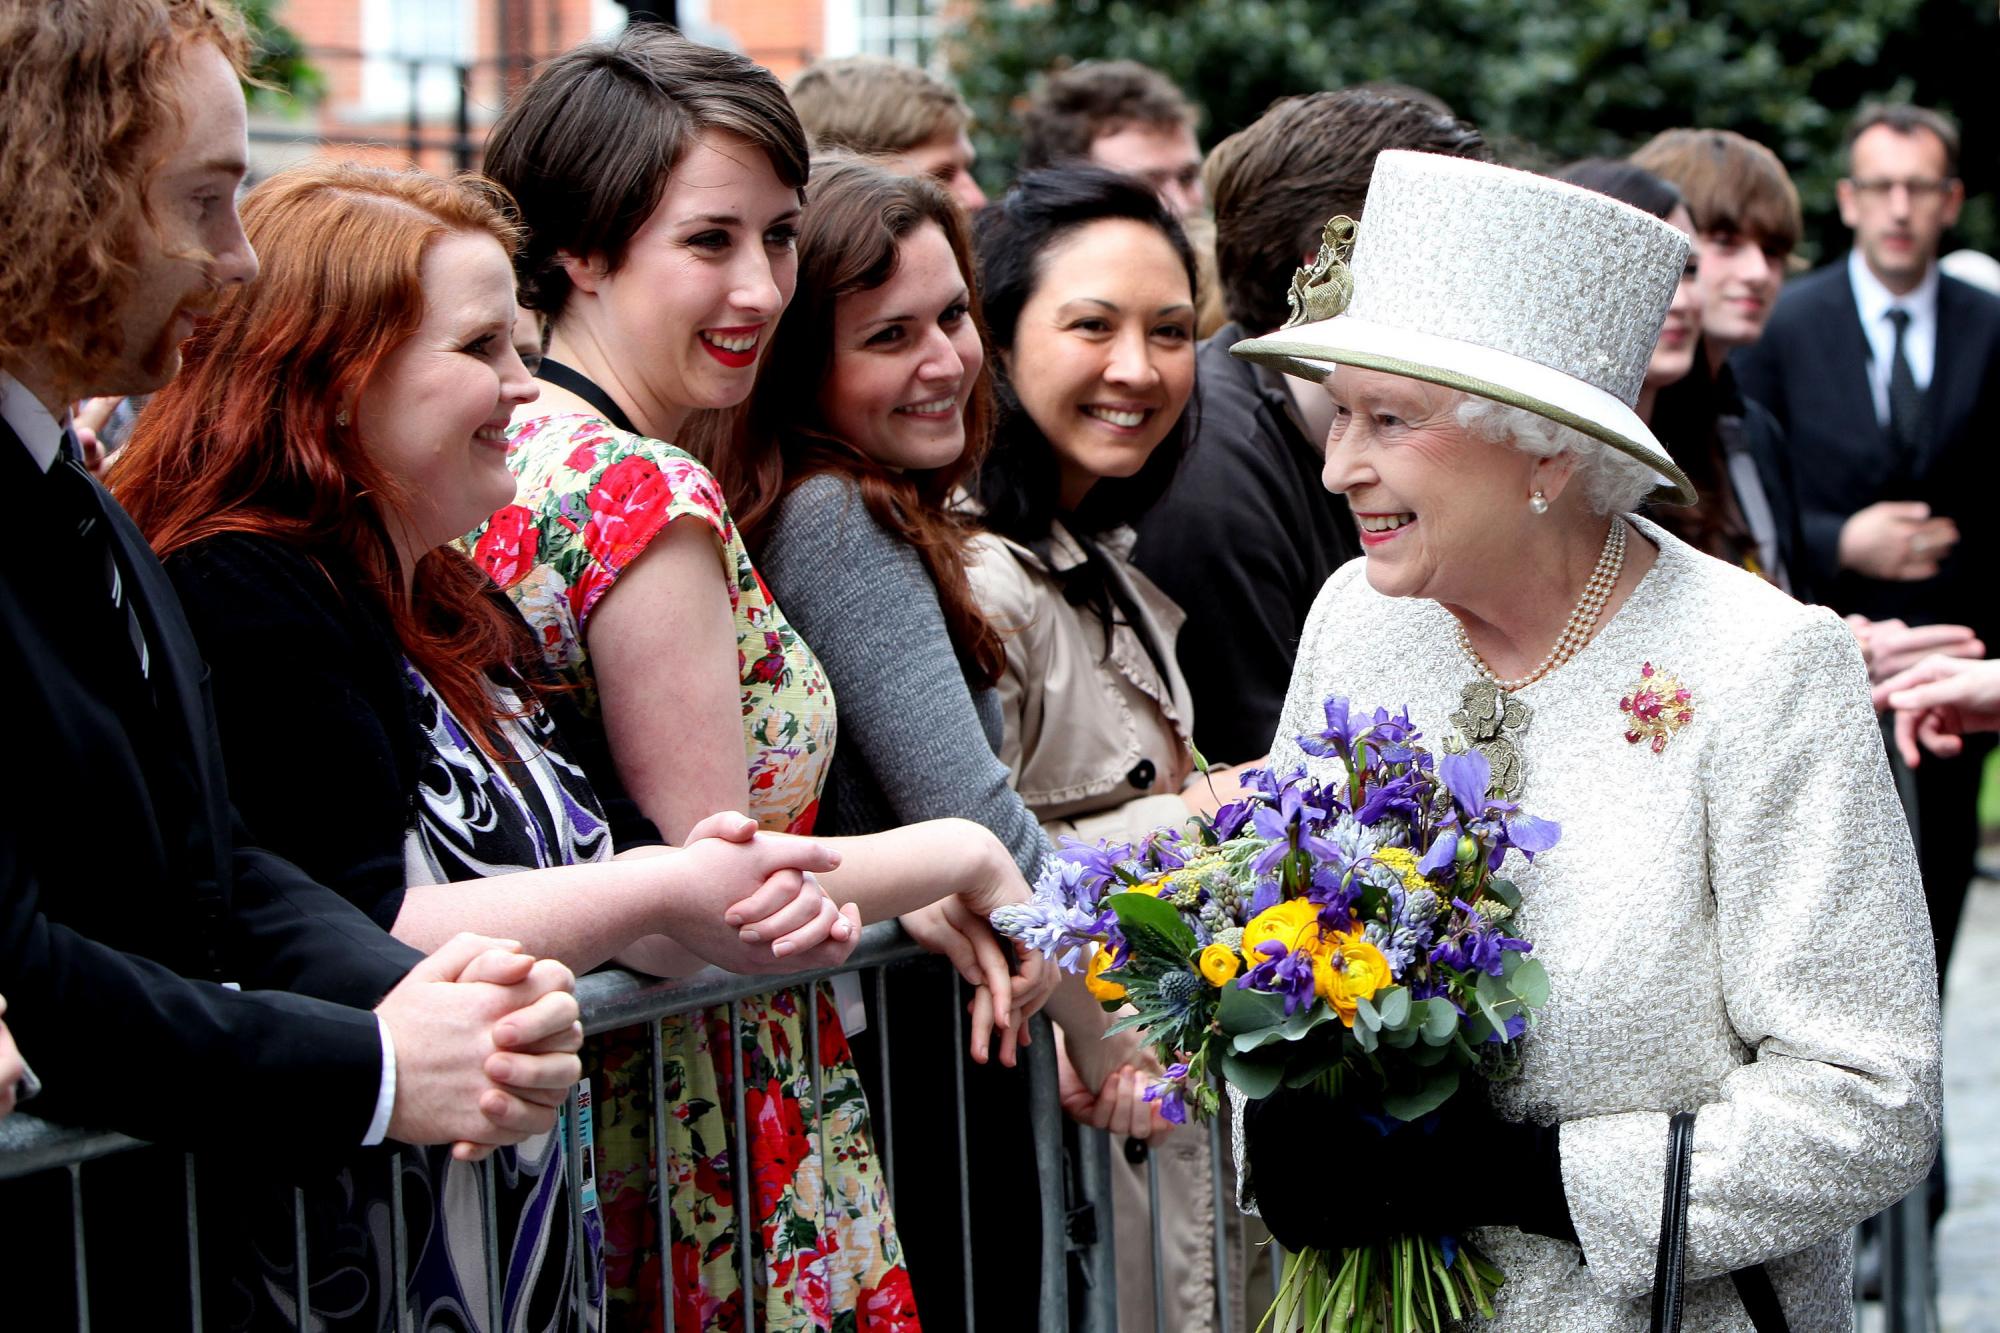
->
(950, 972, 976, 1333)
(653, 1021, 676, 1333)
(728, 1000, 757, 1333)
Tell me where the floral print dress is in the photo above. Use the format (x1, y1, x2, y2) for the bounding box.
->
(469, 414, 918, 1333)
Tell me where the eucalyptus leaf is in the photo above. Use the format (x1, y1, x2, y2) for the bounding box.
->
(1215, 982, 1287, 1036)
(1404, 1038, 1452, 1067)
(1421, 1000, 1459, 1044)
(1508, 958, 1550, 1008)
(1375, 985, 1411, 1029)
(1381, 1066, 1459, 1121)
(1355, 994, 1382, 1032)
(1219, 1049, 1284, 1099)
(1280, 1002, 1337, 1042)
(1353, 1019, 1379, 1053)
(1485, 878, 1522, 912)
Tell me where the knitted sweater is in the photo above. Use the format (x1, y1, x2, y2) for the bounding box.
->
(755, 471, 1050, 879)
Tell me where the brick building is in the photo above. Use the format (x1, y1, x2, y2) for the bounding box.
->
(256, 0, 951, 174)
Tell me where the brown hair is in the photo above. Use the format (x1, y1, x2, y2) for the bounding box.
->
(481, 25, 809, 324)
(112, 163, 544, 755)
(1207, 89, 1491, 333)
(1845, 103, 1961, 178)
(1632, 129, 1802, 257)
(0, 0, 249, 398)
(791, 54, 970, 157)
(715, 157, 1004, 688)
(1018, 60, 1198, 171)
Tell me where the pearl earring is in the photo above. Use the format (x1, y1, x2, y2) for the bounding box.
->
(1528, 490, 1549, 515)
(335, 409, 349, 427)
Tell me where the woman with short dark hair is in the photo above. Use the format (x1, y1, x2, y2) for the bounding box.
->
(469, 29, 1050, 1331)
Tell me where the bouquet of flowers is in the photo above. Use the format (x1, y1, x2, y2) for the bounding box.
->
(992, 697, 1560, 1333)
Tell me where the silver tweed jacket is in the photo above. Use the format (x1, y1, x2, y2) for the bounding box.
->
(1235, 518, 1941, 1331)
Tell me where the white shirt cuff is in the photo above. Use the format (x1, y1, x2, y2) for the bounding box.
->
(362, 1014, 396, 1146)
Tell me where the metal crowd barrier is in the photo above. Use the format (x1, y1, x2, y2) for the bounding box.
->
(0, 922, 1254, 1333)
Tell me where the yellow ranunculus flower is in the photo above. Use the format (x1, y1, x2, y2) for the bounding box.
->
(1084, 943, 1127, 1002)
(1242, 898, 1323, 961)
(1312, 928, 1394, 1026)
(1199, 943, 1241, 986)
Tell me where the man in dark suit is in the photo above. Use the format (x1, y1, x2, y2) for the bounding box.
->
(0, 3, 586, 1311)
(1133, 89, 1488, 766)
(1734, 103, 2000, 986)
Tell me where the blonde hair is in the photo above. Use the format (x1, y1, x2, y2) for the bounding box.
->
(790, 55, 969, 157)
(0, 0, 250, 396)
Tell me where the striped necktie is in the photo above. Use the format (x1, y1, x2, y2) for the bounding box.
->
(57, 430, 151, 684)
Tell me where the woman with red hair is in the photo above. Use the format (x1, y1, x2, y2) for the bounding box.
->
(112, 161, 854, 1332)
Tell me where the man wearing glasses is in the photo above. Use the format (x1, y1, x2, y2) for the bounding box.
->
(1736, 102, 2000, 997)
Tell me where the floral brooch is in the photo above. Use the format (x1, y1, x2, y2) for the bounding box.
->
(1619, 661, 1694, 754)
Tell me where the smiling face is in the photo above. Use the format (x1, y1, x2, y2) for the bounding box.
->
(1693, 222, 1786, 355)
(569, 128, 800, 434)
(354, 230, 538, 565)
(820, 221, 984, 472)
(1088, 120, 1205, 218)
(1838, 124, 1963, 295)
(1647, 204, 1701, 392)
(110, 40, 260, 398)
(1320, 366, 1560, 605)
(1005, 217, 1195, 509)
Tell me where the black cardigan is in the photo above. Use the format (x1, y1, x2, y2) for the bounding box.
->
(167, 532, 659, 930)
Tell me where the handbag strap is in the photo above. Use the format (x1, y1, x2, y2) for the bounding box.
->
(1649, 1111, 1697, 1332)
(1648, 1112, 1791, 1333)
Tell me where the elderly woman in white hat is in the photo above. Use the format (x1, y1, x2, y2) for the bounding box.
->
(1233, 151, 1940, 1330)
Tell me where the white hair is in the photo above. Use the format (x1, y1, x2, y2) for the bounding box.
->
(1453, 395, 1656, 516)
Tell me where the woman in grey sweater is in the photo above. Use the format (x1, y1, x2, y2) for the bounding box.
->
(721, 156, 1165, 1327)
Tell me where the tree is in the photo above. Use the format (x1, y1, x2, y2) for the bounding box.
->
(238, 0, 324, 107)
(951, 0, 1999, 259)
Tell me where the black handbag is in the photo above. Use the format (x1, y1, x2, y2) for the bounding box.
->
(1649, 1112, 1791, 1332)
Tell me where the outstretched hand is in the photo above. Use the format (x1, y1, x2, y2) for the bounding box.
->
(1055, 1026, 1173, 1141)
(1872, 653, 2000, 767)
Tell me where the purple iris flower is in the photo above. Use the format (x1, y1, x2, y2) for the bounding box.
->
(1247, 877, 1283, 917)
(1437, 749, 1493, 819)
(1054, 836, 1128, 900)
(1307, 861, 1360, 925)
(1297, 696, 1358, 761)
(1428, 900, 1531, 976)
(1355, 768, 1422, 824)
(1239, 941, 1319, 1014)
(1211, 798, 1255, 841)
(1416, 831, 1460, 880)
(1428, 748, 1563, 870)
(1142, 1062, 1192, 1125)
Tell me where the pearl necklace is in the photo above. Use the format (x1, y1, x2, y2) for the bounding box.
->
(1455, 519, 1627, 691)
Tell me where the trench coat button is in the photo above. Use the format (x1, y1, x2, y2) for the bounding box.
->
(1128, 759, 1156, 790)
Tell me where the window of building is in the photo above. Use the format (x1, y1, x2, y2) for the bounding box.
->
(359, 0, 477, 120)
(826, 0, 944, 69)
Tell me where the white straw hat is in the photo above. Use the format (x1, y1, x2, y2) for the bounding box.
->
(1231, 149, 1696, 504)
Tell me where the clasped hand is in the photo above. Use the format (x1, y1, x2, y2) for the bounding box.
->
(376, 933, 585, 1161)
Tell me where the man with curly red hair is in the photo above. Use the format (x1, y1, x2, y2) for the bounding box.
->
(0, 1, 586, 1319)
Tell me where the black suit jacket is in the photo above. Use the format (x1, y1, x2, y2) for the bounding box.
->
(1133, 322, 1361, 763)
(0, 420, 420, 1153)
(1733, 259, 2000, 646)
